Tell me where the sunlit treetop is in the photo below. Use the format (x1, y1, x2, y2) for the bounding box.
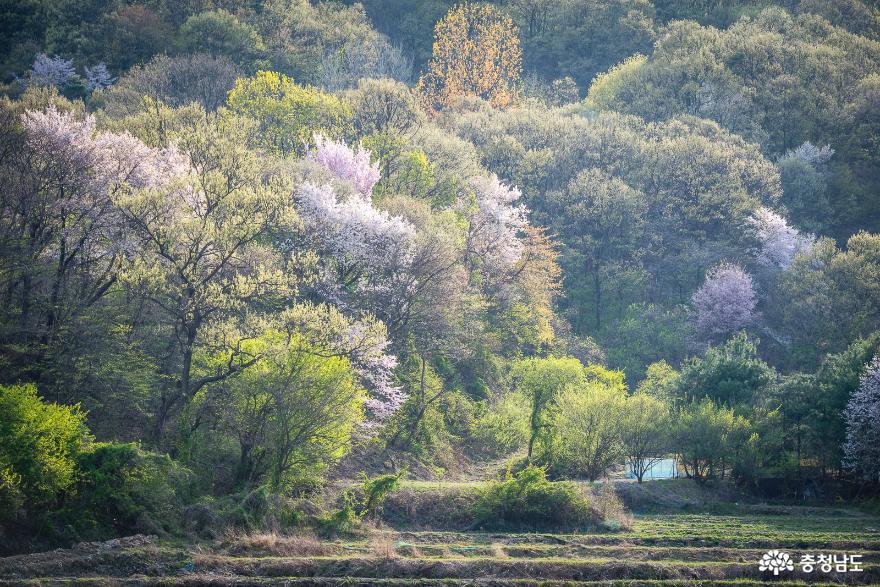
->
(417, 3, 522, 114)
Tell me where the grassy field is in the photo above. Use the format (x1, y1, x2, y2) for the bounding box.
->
(1, 482, 877, 586)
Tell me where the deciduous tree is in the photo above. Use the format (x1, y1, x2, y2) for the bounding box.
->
(843, 357, 880, 483)
(417, 3, 522, 113)
(691, 263, 757, 343)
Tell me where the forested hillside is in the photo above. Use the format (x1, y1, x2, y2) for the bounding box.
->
(1, 0, 879, 553)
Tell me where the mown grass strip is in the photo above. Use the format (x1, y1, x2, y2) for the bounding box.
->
(191, 555, 878, 584)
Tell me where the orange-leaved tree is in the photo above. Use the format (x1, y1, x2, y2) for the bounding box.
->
(417, 3, 522, 114)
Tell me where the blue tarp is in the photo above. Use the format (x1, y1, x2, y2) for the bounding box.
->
(626, 458, 679, 479)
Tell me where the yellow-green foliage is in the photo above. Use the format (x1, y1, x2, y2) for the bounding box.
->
(227, 70, 351, 155)
(550, 371, 628, 480)
(511, 356, 589, 459)
(472, 466, 593, 530)
(473, 390, 531, 455)
(0, 384, 91, 514)
(585, 53, 647, 111)
(217, 332, 365, 488)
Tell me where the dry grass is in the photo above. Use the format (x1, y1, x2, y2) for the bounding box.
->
(367, 532, 400, 560)
(591, 482, 634, 531)
(489, 542, 508, 559)
(222, 531, 340, 557)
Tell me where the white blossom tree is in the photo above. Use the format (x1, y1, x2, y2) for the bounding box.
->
(84, 63, 116, 92)
(272, 301, 406, 427)
(691, 263, 757, 342)
(339, 321, 406, 425)
(466, 173, 529, 273)
(843, 357, 880, 483)
(780, 142, 834, 168)
(295, 181, 414, 272)
(10, 106, 188, 344)
(749, 207, 814, 270)
(27, 54, 79, 89)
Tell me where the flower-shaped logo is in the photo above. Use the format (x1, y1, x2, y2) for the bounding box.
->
(759, 550, 794, 575)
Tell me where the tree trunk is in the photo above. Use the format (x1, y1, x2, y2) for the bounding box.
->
(151, 319, 198, 443)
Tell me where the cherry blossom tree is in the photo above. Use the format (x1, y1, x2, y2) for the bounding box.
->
(749, 207, 814, 269)
(9, 106, 188, 344)
(843, 357, 880, 483)
(307, 133, 381, 196)
(466, 173, 529, 272)
(340, 322, 406, 425)
(297, 136, 412, 273)
(84, 63, 116, 92)
(276, 302, 406, 427)
(780, 142, 834, 168)
(26, 54, 79, 89)
(691, 263, 757, 342)
(295, 181, 414, 271)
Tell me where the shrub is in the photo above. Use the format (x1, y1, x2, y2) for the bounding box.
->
(192, 486, 304, 537)
(471, 466, 595, 530)
(317, 489, 362, 537)
(48, 442, 191, 541)
(360, 472, 402, 519)
(591, 482, 633, 531)
(319, 472, 402, 535)
(0, 384, 91, 517)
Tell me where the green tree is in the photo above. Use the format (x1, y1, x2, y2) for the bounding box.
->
(636, 360, 681, 404)
(115, 112, 298, 441)
(674, 398, 751, 481)
(779, 233, 880, 367)
(218, 332, 365, 489)
(177, 10, 265, 69)
(548, 168, 647, 331)
(226, 70, 351, 155)
(550, 367, 627, 480)
(812, 334, 880, 473)
(677, 333, 775, 407)
(511, 356, 587, 461)
(510, 0, 655, 89)
(0, 383, 91, 515)
(621, 392, 671, 482)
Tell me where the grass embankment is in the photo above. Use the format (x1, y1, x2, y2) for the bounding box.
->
(1, 480, 878, 586)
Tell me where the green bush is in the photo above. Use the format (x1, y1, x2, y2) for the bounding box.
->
(360, 472, 402, 519)
(0, 384, 91, 517)
(318, 472, 402, 535)
(471, 466, 595, 531)
(184, 487, 304, 537)
(48, 442, 191, 541)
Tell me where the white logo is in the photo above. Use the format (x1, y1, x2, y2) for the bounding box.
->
(759, 550, 794, 575)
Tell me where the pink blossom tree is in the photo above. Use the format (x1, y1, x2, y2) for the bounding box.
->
(843, 357, 880, 483)
(691, 263, 757, 342)
(339, 322, 406, 425)
(306, 133, 381, 196)
(10, 106, 188, 344)
(280, 302, 406, 427)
